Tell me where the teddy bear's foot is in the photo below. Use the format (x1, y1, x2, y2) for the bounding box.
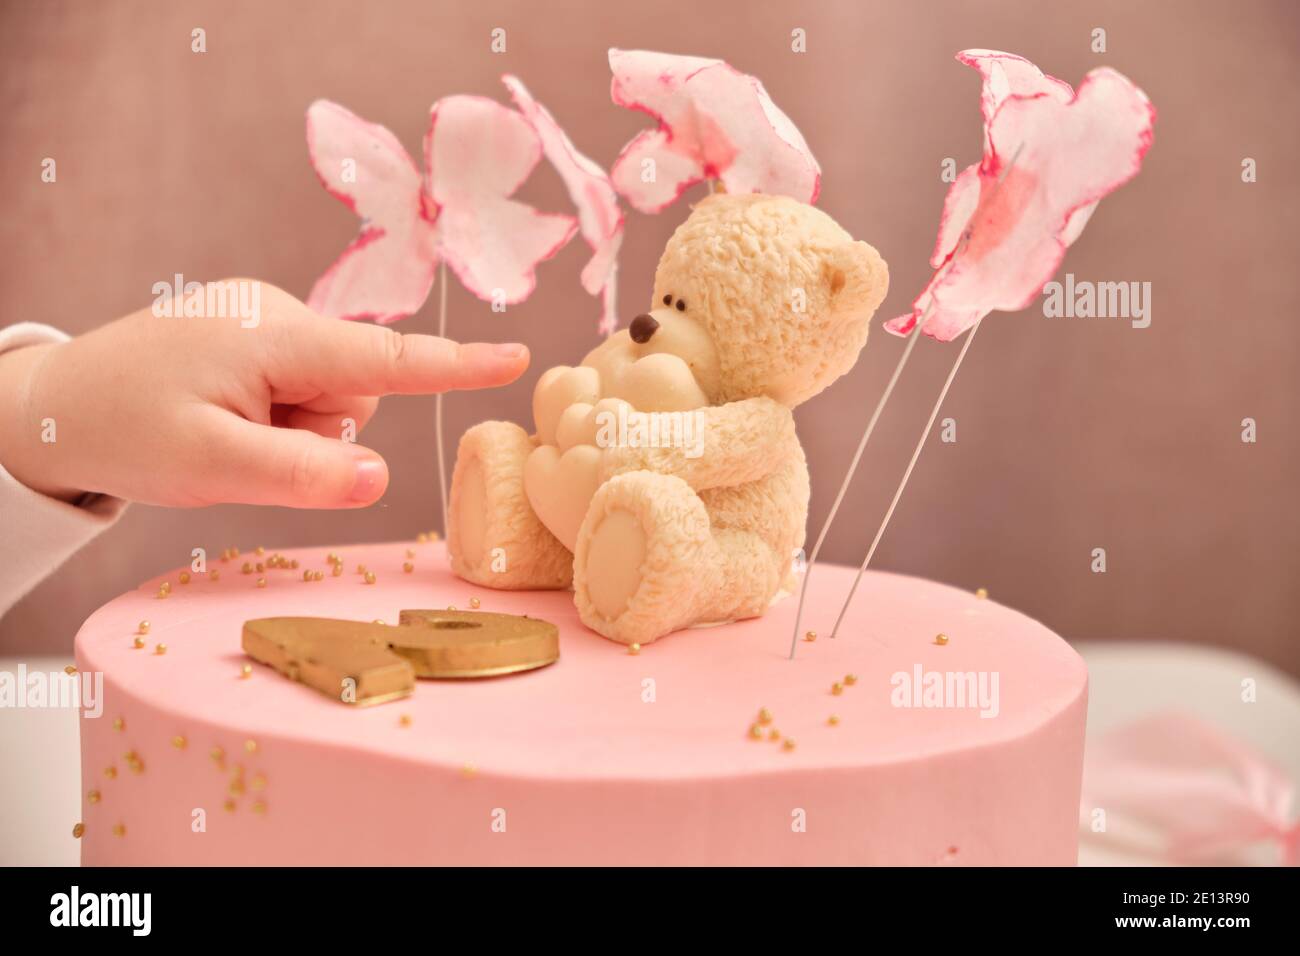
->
(448, 421, 573, 590)
(573, 471, 726, 644)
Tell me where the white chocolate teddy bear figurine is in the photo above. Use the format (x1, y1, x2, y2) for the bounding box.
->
(447, 193, 888, 645)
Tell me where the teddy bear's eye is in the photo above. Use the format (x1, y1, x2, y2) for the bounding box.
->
(663, 294, 672, 306)
(675, 299, 686, 312)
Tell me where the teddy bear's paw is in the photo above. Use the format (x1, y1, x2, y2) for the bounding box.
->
(448, 421, 573, 590)
(573, 471, 720, 644)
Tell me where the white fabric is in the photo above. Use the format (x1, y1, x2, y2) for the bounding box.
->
(0, 323, 127, 616)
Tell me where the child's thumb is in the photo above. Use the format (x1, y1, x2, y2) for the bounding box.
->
(211, 416, 388, 508)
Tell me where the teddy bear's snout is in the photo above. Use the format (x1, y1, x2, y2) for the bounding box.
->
(628, 313, 660, 344)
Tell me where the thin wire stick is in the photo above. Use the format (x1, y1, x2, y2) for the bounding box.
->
(828, 317, 984, 640)
(435, 261, 449, 537)
(787, 325, 921, 658)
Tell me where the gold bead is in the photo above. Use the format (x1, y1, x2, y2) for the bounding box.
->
(399, 714, 413, 727)
(844, 673, 858, 686)
(828, 714, 841, 726)
(975, 587, 988, 600)
(251, 774, 266, 791)
(155, 587, 168, 599)
(72, 822, 85, 838)
(104, 766, 117, 779)
(628, 643, 641, 656)
(255, 546, 265, 556)
(241, 562, 253, 574)
(469, 597, 481, 609)
(748, 723, 764, 739)
(313, 570, 324, 581)
(430, 531, 441, 542)
(159, 581, 171, 593)
(331, 564, 343, 577)
(132, 637, 145, 649)
(256, 577, 267, 589)
(112, 823, 126, 837)
(364, 571, 376, 585)
(137, 621, 150, 634)
(125, 750, 144, 773)
(171, 735, 186, 749)
(447, 605, 456, 611)
(255, 562, 264, 573)
(405, 549, 416, 558)
(210, 569, 220, 581)
(154, 643, 167, 655)
(244, 739, 258, 754)
(373, 619, 385, 626)
(804, 630, 817, 642)
(417, 533, 428, 543)
(757, 708, 773, 725)
(403, 562, 414, 573)
(831, 682, 844, 695)
(240, 663, 252, 679)
(113, 717, 124, 732)
(229, 777, 245, 796)
(290, 559, 299, 570)
(231, 547, 240, 557)
(767, 728, 780, 741)
(782, 738, 797, 751)
(179, 571, 191, 585)
(210, 746, 224, 763)
(460, 763, 477, 778)
(356, 564, 367, 575)
(65, 664, 77, 675)
(935, 633, 949, 646)
(251, 801, 267, 815)
(87, 789, 100, 804)
(223, 799, 236, 813)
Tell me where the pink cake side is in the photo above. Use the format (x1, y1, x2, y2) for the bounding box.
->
(76, 541, 1087, 865)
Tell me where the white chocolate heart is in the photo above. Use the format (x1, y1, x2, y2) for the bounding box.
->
(523, 443, 603, 553)
(533, 366, 601, 446)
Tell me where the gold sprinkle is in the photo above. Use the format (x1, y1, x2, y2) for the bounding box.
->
(828, 714, 841, 726)
(125, 751, 144, 773)
(238, 663, 253, 680)
(155, 587, 168, 599)
(831, 682, 844, 696)
(757, 708, 773, 726)
(405, 549, 416, 559)
(154, 643, 167, 655)
(303, 570, 314, 582)
(244, 739, 258, 754)
(250, 774, 266, 791)
(331, 564, 343, 577)
(767, 728, 780, 742)
(417, 533, 428, 543)
(229, 777, 245, 796)
(137, 621, 151, 635)
(447, 605, 456, 611)
(241, 562, 253, 575)
(935, 633, 949, 646)
(429, 531, 441, 542)
(159, 581, 171, 593)
(628, 643, 641, 656)
(73, 822, 85, 838)
(403, 562, 414, 573)
(87, 789, 100, 804)
(460, 763, 477, 778)
(104, 766, 117, 779)
(256, 577, 267, 589)
(844, 673, 858, 686)
(231, 547, 240, 558)
(132, 637, 145, 649)
(171, 735, 186, 750)
(112, 823, 126, 837)
(64, 664, 77, 675)
(356, 564, 367, 575)
(113, 717, 124, 732)
(255, 562, 264, 573)
(804, 630, 817, 642)
(223, 799, 236, 813)
(975, 587, 988, 600)
(251, 801, 267, 815)
(364, 571, 376, 585)
(255, 546, 265, 556)
(748, 723, 764, 739)
(179, 571, 191, 585)
(782, 738, 797, 751)
(210, 746, 225, 763)
(469, 597, 481, 609)
(373, 619, 386, 626)
(210, 569, 220, 581)
(290, 559, 299, 570)
(312, 570, 324, 581)
(399, 714, 413, 727)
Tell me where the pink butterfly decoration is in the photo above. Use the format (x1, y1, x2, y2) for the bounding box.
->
(306, 97, 578, 323)
(503, 75, 624, 335)
(608, 48, 821, 213)
(1082, 713, 1298, 865)
(886, 50, 1156, 342)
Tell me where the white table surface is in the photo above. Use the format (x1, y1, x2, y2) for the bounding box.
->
(2, 641, 1296, 866)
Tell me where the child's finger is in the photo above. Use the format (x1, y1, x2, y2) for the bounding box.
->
(273, 317, 529, 396)
(205, 414, 388, 508)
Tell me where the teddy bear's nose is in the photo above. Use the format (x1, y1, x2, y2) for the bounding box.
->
(629, 313, 660, 344)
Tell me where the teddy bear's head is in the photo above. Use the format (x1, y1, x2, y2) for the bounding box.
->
(588, 193, 888, 411)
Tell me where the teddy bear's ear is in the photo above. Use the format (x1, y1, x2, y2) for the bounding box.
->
(823, 240, 889, 324)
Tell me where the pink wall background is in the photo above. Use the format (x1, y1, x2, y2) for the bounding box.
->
(2, 0, 1296, 677)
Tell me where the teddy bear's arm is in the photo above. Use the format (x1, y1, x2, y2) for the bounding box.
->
(598, 397, 797, 491)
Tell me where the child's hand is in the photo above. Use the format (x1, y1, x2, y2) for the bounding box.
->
(0, 281, 529, 508)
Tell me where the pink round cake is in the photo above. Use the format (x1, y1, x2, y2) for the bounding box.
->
(75, 540, 1087, 866)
